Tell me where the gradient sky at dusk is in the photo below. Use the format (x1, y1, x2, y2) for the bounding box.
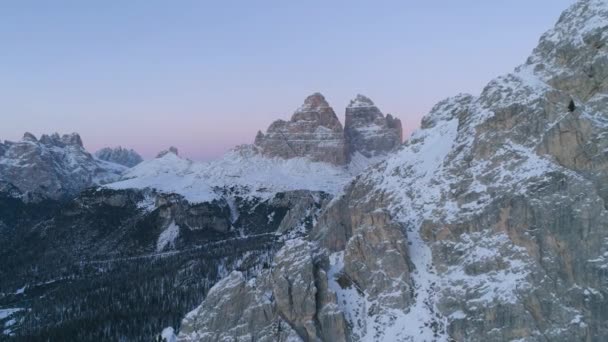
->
(1, 0, 574, 160)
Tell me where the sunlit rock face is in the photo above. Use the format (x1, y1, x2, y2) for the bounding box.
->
(254, 92, 349, 165)
(254, 93, 404, 166)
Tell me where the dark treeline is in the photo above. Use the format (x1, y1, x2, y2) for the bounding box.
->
(0, 188, 289, 341)
(4, 240, 275, 341)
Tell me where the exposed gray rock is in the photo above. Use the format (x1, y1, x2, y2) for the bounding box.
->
(95, 146, 143, 167)
(38, 132, 84, 147)
(156, 146, 179, 158)
(254, 93, 349, 165)
(0, 132, 125, 200)
(311, 178, 415, 339)
(271, 239, 347, 341)
(155, 193, 232, 236)
(179, 239, 348, 342)
(344, 95, 403, 158)
(22, 132, 37, 142)
(178, 271, 301, 342)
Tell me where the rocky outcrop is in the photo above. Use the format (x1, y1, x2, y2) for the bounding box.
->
(179, 239, 348, 342)
(0, 132, 125, 200)
(178, 270, 301, 342)
(254, 93, 349, 165)
(313, 179, 415, 312)
(254, 93, 403, 166)
(95, 146, 143, 167)
(344, 95, 402, 158)
(156, 146, 179, 158)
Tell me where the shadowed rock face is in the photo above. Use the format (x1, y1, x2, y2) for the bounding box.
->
(156, 146, 180, 158)
(95, 146, 143, 167)
(178, 239, 349, 342)
(255, 93, 349, 165)
(344, 94, 403, 158)
(0, 132, 124, 200)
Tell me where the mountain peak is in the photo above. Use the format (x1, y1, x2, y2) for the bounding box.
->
(22, 132, 37, 142)
(344, 95, 403, 157)
(522, 0, 608, 101)
(0, 132, 122, 200)
(61, 133, 83, 147)
(255, 93, 348, 165)
(156, 146, 179, 159)
(348, 94, 375, 108)
(296, 92, 330, 112)
(95, 146, 143, 167)
(38, 132, 84, 148)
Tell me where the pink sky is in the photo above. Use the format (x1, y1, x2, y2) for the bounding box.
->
(0, 1, 574, 160)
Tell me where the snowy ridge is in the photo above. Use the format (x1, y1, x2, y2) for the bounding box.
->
(0, 132, 127, 199)
(108, 145, 380, 203)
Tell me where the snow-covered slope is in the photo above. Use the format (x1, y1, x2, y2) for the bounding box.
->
(107, 145, 376, 203)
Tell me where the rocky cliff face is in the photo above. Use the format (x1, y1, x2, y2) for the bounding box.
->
(179, 239, 348, 342)
(179, 1, 608, 341)
(255, 93, 349, 165)
(254, 93, 404, 166)
(0, 132, 125, 200)
(95, 146, 143, 167)
(345, 95, 403, 158)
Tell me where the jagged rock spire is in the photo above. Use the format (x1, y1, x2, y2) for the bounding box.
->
(347, 94, 375, 108)
(254, 92, 403, 164)
(22, 132, 37, 142)
(254, 93, 348, 165)
(344, 94, 403, 158)
(95, 146, 143, 167)
(156, 146, 179, 158)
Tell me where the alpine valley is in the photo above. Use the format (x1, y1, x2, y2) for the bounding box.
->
(1, 1, 608, 341)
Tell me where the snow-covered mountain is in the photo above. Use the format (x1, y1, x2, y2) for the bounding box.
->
(108, 145, 356, 202)
(2, 0, 607, 341)
(178, 1, 608, 341)
(95, 146, 143, 168)
(0, 132, 126, 200)
(0, 96, 401, 340)
(106, 94, 402, 203)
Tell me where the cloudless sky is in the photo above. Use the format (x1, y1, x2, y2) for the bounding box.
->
(0, 0, 575, 160)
